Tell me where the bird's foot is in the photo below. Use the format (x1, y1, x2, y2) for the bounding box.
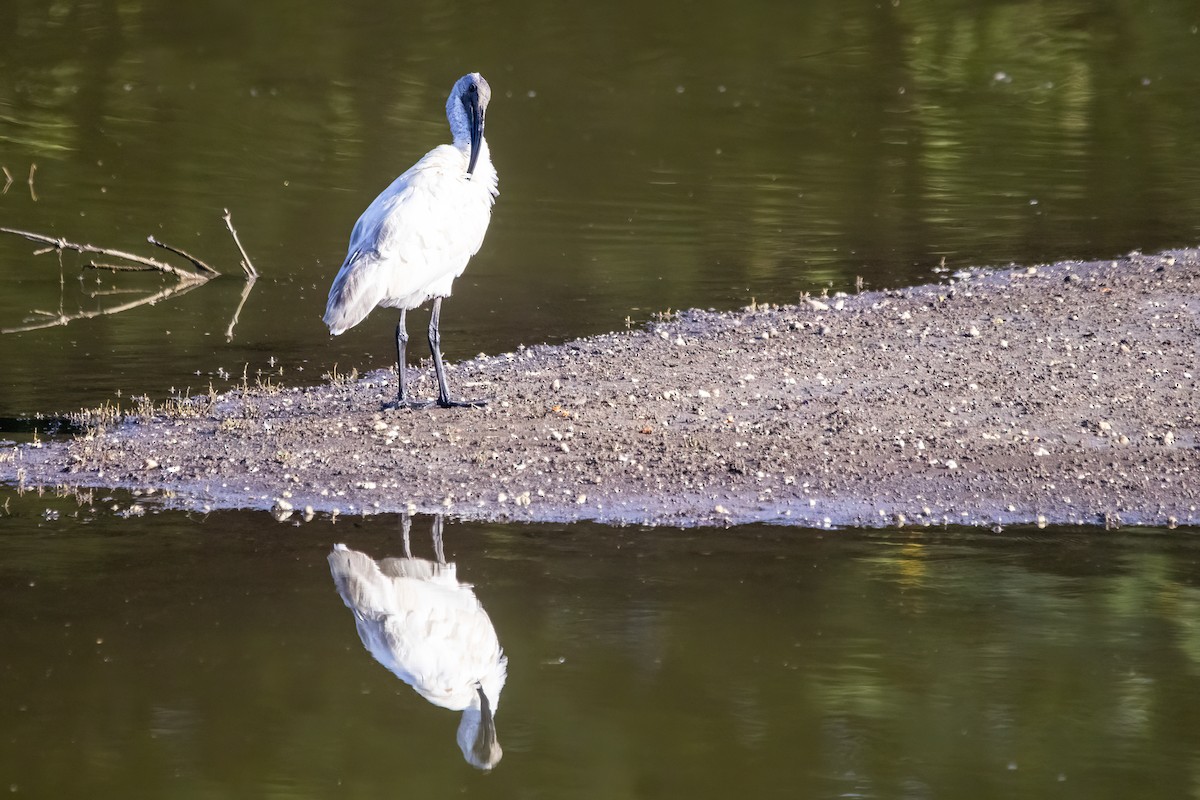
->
(437, 397, 489, 409)
(384, 397, 437, 411)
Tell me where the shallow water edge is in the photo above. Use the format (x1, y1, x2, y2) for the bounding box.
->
(3, 249, 1198, 530)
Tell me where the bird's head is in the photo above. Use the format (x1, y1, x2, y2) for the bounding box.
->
(456, 683, 503, 770)
(447, 72, 491, 177)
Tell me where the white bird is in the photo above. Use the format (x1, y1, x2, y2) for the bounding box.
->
(324, 72, 499, 408)
(328, 515, 507, 770)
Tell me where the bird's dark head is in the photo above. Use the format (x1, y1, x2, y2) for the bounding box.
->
(448, 72, 491, 176)
(456, 682, 503, 770)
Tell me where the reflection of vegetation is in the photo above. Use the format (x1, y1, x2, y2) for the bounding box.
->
(3, 0, 1197, 299)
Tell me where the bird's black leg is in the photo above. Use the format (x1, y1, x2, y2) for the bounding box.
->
(428, 297, 487, 409)
(432, 514, 446, 564)
(401, 510, 413, 558)
(395, 309, 408, 403)
(391, 309, 433, 409)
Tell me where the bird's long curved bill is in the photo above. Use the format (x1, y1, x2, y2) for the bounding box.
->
(465, 95, 484, 176)
(475, 684, 497, 758)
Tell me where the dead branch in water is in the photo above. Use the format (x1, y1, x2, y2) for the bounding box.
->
(27, 163, 38, 202)
(0, 226, 213, 282)
(147, 235, 220, 276)
(2, 166, 12, 194)
(1, 208, 261, 336)
(223, 208, 258, 280)
(219, 208, 258, 337)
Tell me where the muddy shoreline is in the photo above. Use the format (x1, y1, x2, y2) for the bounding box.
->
(4, 250, 1199, 529)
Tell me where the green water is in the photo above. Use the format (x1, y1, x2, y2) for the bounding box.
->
(2, 498, 1199, 798)
(2, 0, 1200, 415)
(3, 1, 1200, 796)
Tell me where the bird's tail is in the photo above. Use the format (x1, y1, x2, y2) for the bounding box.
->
(324, 251, 386, 335)
(328, 544, 397, 619)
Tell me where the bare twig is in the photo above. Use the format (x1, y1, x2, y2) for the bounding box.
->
(2, 166, 11, 194)
(147, 235, 220, 276)
(27, 163, 37, 202)
(0, 226, 210, 282)
(222, 208, 258, 280)
(2, 281, 201, 334)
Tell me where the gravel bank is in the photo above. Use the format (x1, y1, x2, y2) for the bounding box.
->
(5, 249, 1198, 529)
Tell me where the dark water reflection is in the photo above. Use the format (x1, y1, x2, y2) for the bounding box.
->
(2, 0, 1200, 415)
(2, 496, 1198, 798)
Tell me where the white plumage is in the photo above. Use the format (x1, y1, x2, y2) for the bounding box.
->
(328, 516, 507, 770)
(324, 72, 498, 408)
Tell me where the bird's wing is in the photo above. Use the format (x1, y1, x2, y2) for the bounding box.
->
(322, 172, 417, 335)
(323, 145, 495, 334)
(375, 588, 504, 709)
(329, 545, 505, 710)
(378, 555, 460, 586)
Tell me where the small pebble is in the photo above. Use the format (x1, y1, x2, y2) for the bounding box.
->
(271, 498, 294, 522)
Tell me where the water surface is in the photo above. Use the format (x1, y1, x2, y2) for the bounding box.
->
(2, 497, 1198, 798)
(2, 0, 1200, 415)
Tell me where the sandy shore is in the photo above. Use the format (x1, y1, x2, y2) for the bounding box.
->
(5, 249, 1198, 529)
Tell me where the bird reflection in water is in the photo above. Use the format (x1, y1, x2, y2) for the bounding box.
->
(328, 515, 507, 770)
